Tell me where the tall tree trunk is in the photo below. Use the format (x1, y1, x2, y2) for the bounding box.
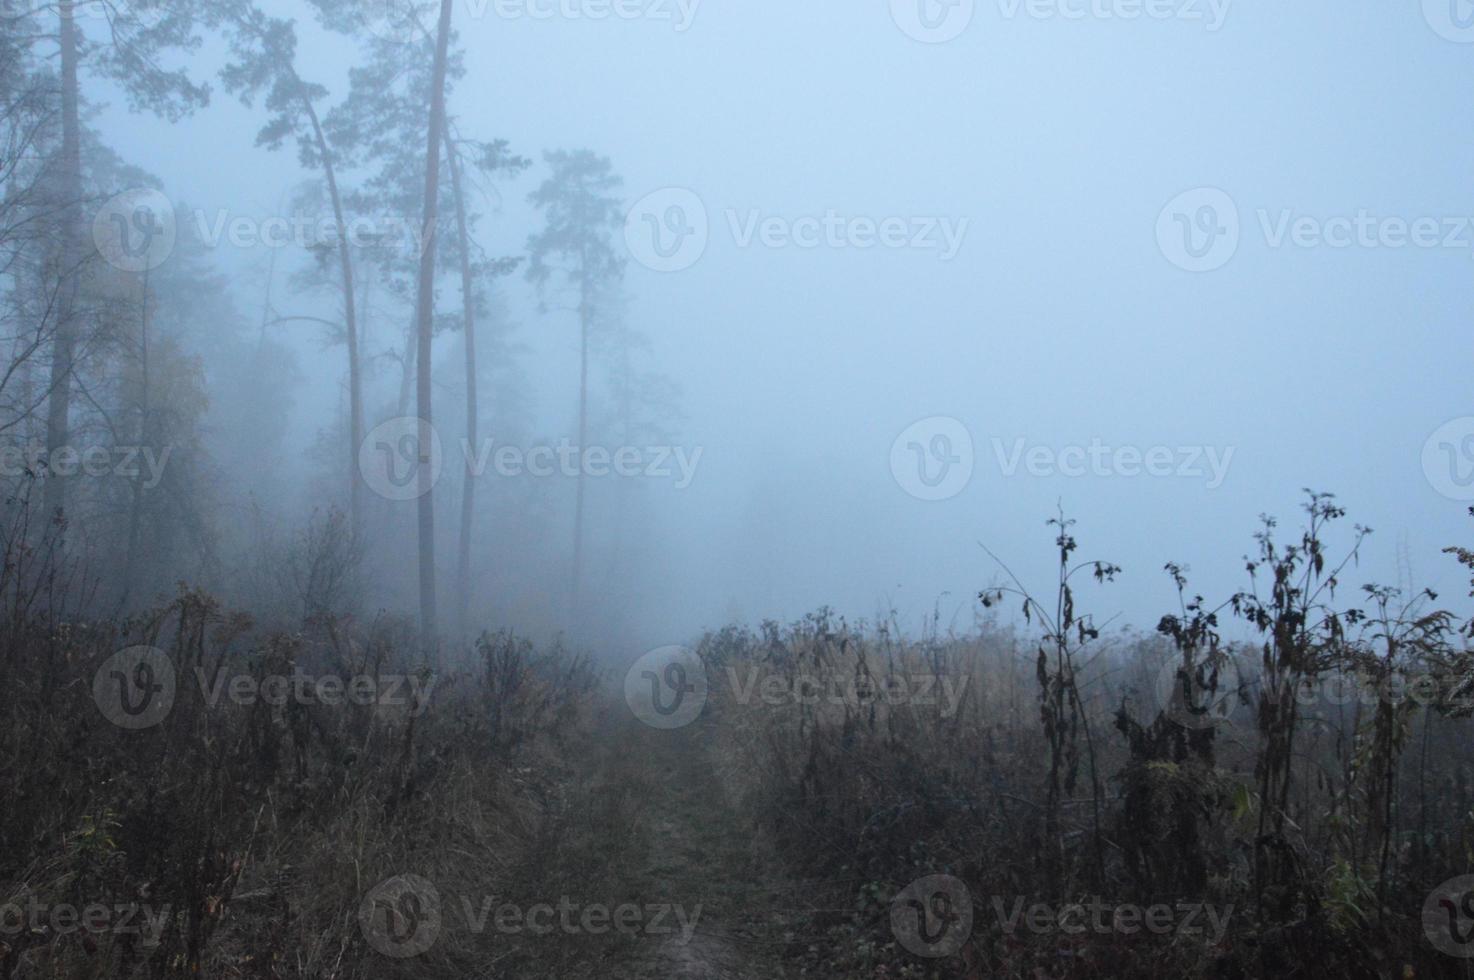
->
(608, 339, 632, 582)
(300, 98, 362, 537)
(257, 227, 279, 349)
(445, 129, 478, 640)
(226, 17, 362, 533)
(44, 0, 82, 523)
(413, 0, 455, 645)
(121, 270, 151, 608)
(571, 269, 588, 617)
(397, 316, 416, 416)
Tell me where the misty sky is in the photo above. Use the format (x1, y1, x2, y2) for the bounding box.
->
(93, 0, 1474, 644)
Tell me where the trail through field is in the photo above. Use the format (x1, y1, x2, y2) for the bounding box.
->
(614, 714, 788, 978)
(487, 705, 802, 979)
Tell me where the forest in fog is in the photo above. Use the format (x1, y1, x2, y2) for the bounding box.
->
(0, 0, 696, 645)
(5, 1, 1474, 978)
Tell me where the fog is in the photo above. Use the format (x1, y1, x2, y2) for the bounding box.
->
(73, 1, 1463, 652)
(8, 3, 1474, 976)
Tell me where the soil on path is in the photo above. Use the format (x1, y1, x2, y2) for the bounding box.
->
(480, 706, 803, 979)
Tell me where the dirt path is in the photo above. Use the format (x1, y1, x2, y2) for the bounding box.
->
(485, 704, 800, 978)
(605, 706, 806, 979)
(616, 713, 797, 979)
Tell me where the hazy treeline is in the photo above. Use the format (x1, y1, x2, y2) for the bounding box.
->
(0, 0, 683, 647)
(3, 2, 1474, 978)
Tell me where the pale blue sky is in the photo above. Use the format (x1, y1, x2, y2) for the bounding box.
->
(96, 0, 1474, 641)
